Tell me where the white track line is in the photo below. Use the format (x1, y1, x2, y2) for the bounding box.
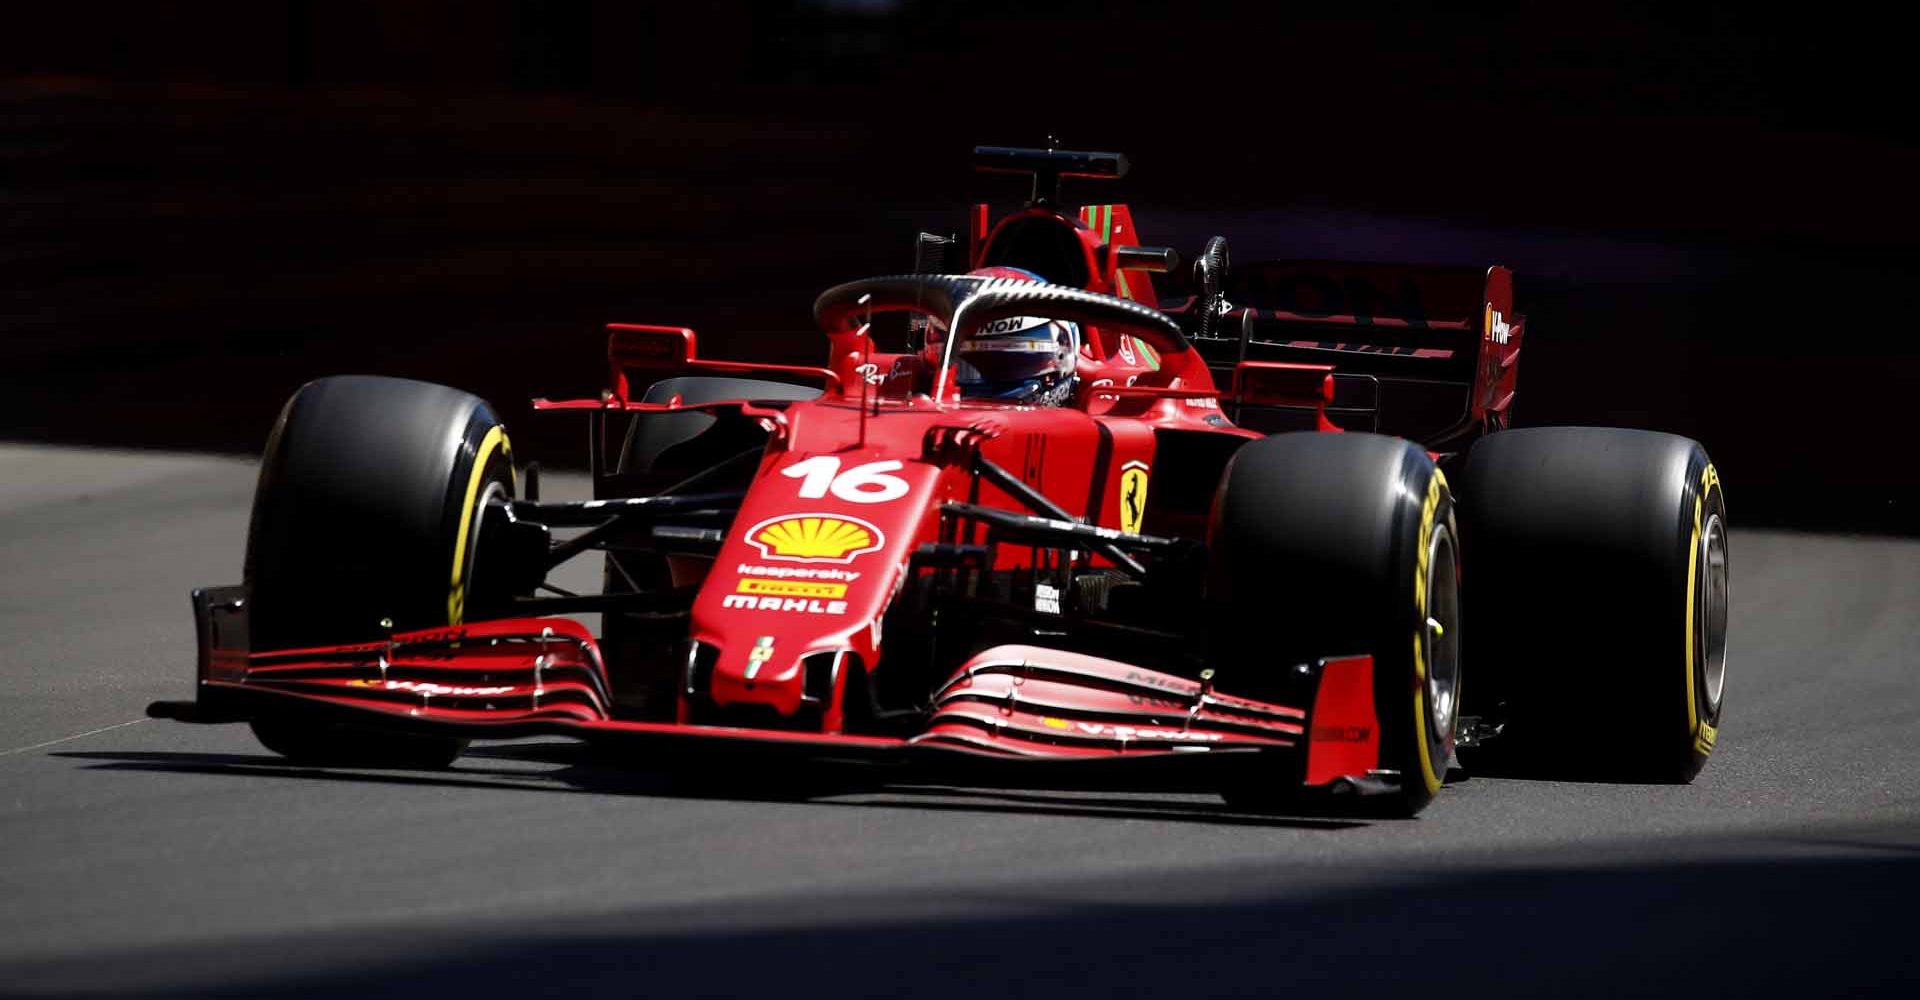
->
(0, 718, 150, 758)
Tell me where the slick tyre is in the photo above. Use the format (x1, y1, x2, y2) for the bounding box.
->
(1208, 433, 1462, 817)
(1457, 427, 1727, 782)
(244, 375, 517, 768)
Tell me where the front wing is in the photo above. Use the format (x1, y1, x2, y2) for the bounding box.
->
(152, 585, 1391, 793)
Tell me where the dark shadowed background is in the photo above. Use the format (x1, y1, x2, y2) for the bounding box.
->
(4, 0, 1914, 531)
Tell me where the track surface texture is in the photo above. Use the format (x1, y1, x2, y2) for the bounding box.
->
(2, 444, 1917, 998)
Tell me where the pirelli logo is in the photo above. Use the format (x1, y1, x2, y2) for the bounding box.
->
(736, 578, 848, 599)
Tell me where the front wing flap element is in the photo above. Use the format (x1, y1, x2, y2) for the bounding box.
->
(166, 585, 614, 726)
(911, 645, 1386, 791)
(915, 644, 1304, 757)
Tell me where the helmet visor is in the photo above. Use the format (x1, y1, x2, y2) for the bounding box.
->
(955, 335, 1066, 384)
(953, 316, 1077, 389)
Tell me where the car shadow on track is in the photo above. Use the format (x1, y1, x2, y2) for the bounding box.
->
(10, 823, 1920, 999)
(54, 746, 1369, 831)
(1451, 745, 1703, 785)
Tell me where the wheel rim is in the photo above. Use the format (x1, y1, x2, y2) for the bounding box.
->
(456, 479, 510, 624)
(1699, 512, 1729, 713)
(1424, 523, 1462, 742)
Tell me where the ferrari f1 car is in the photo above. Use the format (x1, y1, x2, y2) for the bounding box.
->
(151, 146, 1730, 816)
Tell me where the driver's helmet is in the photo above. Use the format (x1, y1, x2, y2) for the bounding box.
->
(930, 266, 1080, 406)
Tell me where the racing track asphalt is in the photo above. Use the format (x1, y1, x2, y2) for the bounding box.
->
(1, 443, 1917, 998)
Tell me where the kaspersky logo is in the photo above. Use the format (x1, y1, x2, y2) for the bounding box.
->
(743, 513, 885, 564)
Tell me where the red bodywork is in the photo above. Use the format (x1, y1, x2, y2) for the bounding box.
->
(166, 177, 1521, 795)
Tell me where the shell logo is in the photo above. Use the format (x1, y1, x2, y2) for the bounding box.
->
(744, 513, 885, 564)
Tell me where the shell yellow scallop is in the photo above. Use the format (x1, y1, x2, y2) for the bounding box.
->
(747, 514, 884, 563)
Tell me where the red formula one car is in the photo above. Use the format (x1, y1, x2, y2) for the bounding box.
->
(152, 146, 1730, 815)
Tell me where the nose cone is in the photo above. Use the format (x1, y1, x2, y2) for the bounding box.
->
(691, 477, 941, 720)
(687, 406, 957, 723)
(698, 555, 873, 717)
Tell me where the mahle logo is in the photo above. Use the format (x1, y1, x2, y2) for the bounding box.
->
(745, 513, 885, 564)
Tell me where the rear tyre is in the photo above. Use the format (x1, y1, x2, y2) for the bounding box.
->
(1208, 433, 1461, 817)
(1457, 427, 1727, 782)
(244, 375, 517, 767)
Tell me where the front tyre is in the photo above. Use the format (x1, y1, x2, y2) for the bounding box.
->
(1208, 433, 1462, 817)
(243, 375, 518, 767)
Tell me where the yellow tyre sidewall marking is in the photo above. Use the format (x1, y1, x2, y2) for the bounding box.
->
(448, 426, 513, 625)
(1684, 463, 1721, 757)
(1410, 467, 1447, 795)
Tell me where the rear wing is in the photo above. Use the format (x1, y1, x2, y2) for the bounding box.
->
(1189, 261, 1523, 448)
